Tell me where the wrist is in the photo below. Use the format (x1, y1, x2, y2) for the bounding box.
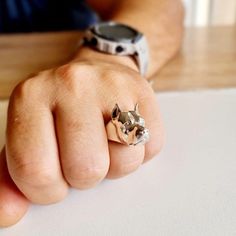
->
(73, 46, 139, 73)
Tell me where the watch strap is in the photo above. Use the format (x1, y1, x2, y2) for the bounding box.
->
(134, 36, 149, 77)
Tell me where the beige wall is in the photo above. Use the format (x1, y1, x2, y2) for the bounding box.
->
(183, 0, 236, 26)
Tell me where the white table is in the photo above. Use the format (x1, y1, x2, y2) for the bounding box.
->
(0, 89, 236, 236)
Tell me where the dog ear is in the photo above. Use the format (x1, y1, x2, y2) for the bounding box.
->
(112, 104, 121, 120)
(134, 103, 139, 114)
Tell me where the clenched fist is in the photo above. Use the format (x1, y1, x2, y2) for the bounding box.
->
(0, 47, 164, 227)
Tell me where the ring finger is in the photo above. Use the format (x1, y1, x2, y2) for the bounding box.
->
(105, 103, 145, 179)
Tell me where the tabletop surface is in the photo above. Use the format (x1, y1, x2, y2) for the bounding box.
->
(0, 89, 236, 236)
(152, 26, 236, 92)
(0, 26, 236, 98)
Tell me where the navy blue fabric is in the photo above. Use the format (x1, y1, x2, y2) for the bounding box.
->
(0, 0, 98, 33)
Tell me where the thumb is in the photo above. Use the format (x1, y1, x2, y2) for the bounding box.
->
(0, 147, 30, 228)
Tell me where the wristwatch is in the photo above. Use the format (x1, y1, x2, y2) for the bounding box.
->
(83, 21, 149, 77)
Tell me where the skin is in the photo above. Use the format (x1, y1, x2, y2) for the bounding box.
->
(0, 0, 184, 227)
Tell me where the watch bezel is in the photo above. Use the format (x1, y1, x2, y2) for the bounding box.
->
(90, 22, 143, 44)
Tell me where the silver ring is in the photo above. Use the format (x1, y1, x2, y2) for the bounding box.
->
(106, 104, 149, 146)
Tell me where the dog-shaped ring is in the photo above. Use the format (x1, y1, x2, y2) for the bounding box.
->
(106, 104, 149, 146)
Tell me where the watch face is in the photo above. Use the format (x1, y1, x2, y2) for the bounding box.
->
(92, 22, 142, 43)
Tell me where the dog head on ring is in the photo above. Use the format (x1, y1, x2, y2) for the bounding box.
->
(111, 104, 147, 139)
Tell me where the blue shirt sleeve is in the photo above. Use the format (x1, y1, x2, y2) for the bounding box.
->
(0, 0, 99, 33)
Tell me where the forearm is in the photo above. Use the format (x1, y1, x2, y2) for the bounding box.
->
(87, 0, 184, 79)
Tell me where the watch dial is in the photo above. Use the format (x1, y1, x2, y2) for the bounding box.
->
(97, 24, 138, 41)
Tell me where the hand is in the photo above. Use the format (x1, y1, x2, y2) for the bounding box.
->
(0, 47, 164, 227)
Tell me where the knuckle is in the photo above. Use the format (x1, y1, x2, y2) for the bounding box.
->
(54, 63, 96, 95)
(55, 64, 77, 82)
(65, 162, 108, 189)
(10, 76, 43, 104)
(110, 159, 142, 179)
(116, 160, 141, 176)
(102, 69, 129, 86)
(138, 82, 155, 101)
(12, 161, 57, 188)
(11, 80, 31, 102)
